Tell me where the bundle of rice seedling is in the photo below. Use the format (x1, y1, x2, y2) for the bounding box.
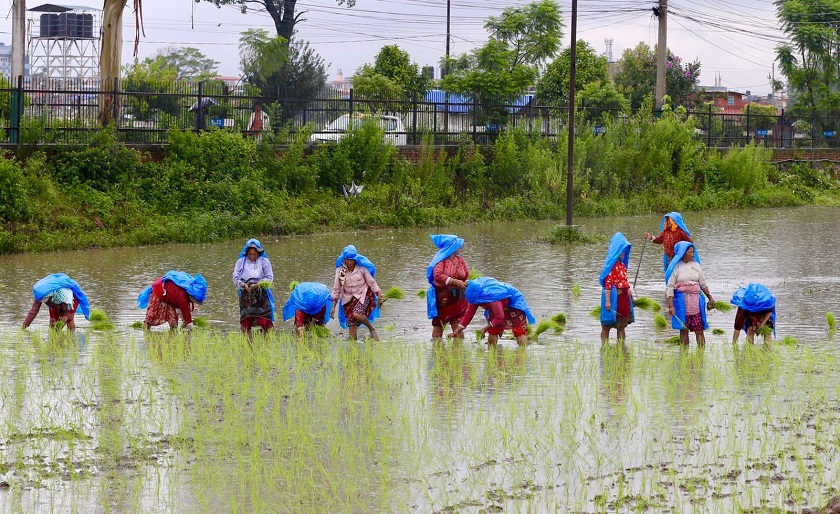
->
(779, 336, 799, 346)
(654, 314, 668, 329)
(416, 290, 426, 298)
(90, 320, 115, 331)
(551, 313, 567, 326)
(288, 280, 300, 292)
(193, 316, 209, 328)
(88, 309, 115, 330)
(384, 287, 405, 300)
(827, 312, 837, 331)
(311, 325, 331, 338)
(757, 325, 772, 336)
(469, 270, 483, 280)
(590, 306, 601, 318)
(666, 336, 682, 345)
(258, 280, 273, 289)
(531, 319, 559, 339)
(571, 283, 581, 299)
(633, 297, 661, 312)
(475, 329, 484, 341)
(710, 301, 732, 312)
(130, 321, 144, 329)
(712, 328, 725, 335)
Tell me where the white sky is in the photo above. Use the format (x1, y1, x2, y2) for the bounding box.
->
(5, 0, 784, 95)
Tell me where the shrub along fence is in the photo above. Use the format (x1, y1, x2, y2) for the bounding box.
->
(1, 78, 839, 149)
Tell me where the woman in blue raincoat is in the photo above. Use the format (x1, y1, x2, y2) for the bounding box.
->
(330, 245, 382, 340)
(600, 233, 635, 344)
(448, 277, 536, 346)
(665, 242, 716, 346)
(232, 238, 275, 335)
(730, 283, 776, 345)
(426, 234, 470, 340)
(137, 271, 207, 331)
(644, 212, 693, 270)
(22, 273, 91, 332)
(282, 282, 333, 336)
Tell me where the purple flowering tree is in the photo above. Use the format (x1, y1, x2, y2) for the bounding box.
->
(613, 42, 701, 109)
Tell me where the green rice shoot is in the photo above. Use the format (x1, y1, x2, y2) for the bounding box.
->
(469, 270, 482, 280)
(474, 329, 484, 341)
(89, 308, 109, 322)
(590, 306, 601, 318)
(633, 297, 661, 312)
(665, 335, 682, 345)
(288, 280, 300, 291)
(712, 328, 725, 335)
(531, 320, 558, 339)
(757, 325, 772, 336)
(827, 312, 837, 331)
(416, 289, 426, 298)
(779, 336, 799, 346)
(384, 287, 405, 300)
(89, 320, 115, 331)
(551, 313, 567, 325)
(130, 321, 144, 329)
(654, 314, 668, 329)
(310, 325, 331, 338)
(193, 316, 209, 328)
(571, 283, 581, 298)
(258, 280, 273, 289)
(710, 301, 732, 312)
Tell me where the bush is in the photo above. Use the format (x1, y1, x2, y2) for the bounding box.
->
(0, 157, 31, 223)
(48, 128, 144, 188)
(708, 144, 771, 194)
(309, 121, 396, 191)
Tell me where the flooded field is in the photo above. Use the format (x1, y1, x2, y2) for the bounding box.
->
(0, 206, 838, 512)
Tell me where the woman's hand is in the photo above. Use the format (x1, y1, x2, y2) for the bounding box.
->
(448, 324, 465, 339)
(644, 232, 654, 241)
(450, 279, 467, 290)
(604, 300, 612, 312)
(706, 297, 715, 311)
(668, 303, 675, 316)
(330, 305, 336, 319)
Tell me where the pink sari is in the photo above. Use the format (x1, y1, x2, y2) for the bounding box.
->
(676, 282, 701, 316)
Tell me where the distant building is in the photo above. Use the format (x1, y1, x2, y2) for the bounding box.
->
(0, 42, 30, 80)
(330, 69, 352, 95)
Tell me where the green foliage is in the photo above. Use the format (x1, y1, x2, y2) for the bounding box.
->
(707, 145, 771, 195)
(308, 120, 396, 190)
(484, 0, 563, 69)
(536, 41, 609, 106)
(353, 45, 431, 106)
(121, 57, 181, 120)
(743, 103, 778, 131)
(828, 312, 837, 332)
(633, 297, 661, 312)
(544, 224, 601, 244)
(48, 128, 144, 188)
(654, 314, 668, 328)
(577, 81, 630, 123)
(613, 42, 701, 109)
(712, 328, 725, 335)
(155, 46, 219, 81)
(710, 301, 732, 313)
(384, 287, 405, 300)
(0, 158, 32, 223)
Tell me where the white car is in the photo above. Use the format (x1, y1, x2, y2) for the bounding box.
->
(310, 114, 407, 146)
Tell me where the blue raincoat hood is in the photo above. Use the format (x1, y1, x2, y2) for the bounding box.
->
(731, 283, 776, 335)
(464, 277, 536, 324)
(425, 235, 465, 319)
(282, 282, 333, 323)
(33, 273, 91, 320)
(335, 245, 379, 328)
(599, 233, 632, 288)
(238, 238, 267, 258)
(665, 241, 700, 284)
(136, 271, 208, 309)
(660, 212, 691, 237)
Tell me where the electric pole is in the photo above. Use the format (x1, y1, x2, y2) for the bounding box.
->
(566, 0, 578, 226)
(655, 0, 667, 110)
(12, 0, 26, 83)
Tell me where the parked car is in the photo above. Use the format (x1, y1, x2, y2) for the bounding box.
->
(310, 114, 407, 146)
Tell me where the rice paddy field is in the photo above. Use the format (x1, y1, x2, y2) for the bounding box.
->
(0, 206, 838, 512)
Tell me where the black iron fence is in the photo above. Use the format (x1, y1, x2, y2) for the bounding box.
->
(1, 78, 838, 149)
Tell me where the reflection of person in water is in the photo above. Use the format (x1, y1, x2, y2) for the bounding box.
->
(428, 340, 474, 417)
(599, 342, 631, 414)
(663, 346, 706, 429)
(482, 345, 528, 393)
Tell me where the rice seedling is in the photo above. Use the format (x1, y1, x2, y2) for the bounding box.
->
(288, 280, 300, 291)
(590, 306, 601, 318)
(633, 297, 661, 312)
(469, 270, 482, 280)
(531, 320, 559, 339)
(258, 280, 273, 289)
(827, 312, 837, 331)
(544, 224, 601, 245)
(571, 283, 581, 298)
(757, 325, 772, 336)
(551, 313, 567, 326)
(193, 316, 209, 328)
(129, 321, 144, 329)
(89, 309, 109, 322)
(653, 314, 668, 328)
(310, 325, 331, 338)
(665, 336, 682, 344)
(383, 287, 405, 300)
(710, 301, 732, 312)
(712, 328, 725, 335)
(416, 289, 426, 298)
(779, 336, 798, 346)
(474, 329, 484, 341)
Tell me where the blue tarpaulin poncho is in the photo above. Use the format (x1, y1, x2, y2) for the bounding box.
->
(665, 241, 707, 330)
(464, 277, 536, 324)
(425, 234, 465, 319)
(599, 233, 635, 326)
(33, 273, 91, 320)
(282, 282, 333, 323)
(731, 283, 776, 335)
(660, 212, 693, 270)
(136, 271, 208, 309)
(234, 238, 275, 320)
(335, 245, 380, 328)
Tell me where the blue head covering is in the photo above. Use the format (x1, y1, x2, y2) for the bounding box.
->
(731, 283, 776, 335)
(660, 212, 691, 236)
(33, 273, 91, 320)
(137, 271, 208, 309)
(335, 245, 379, 328)
(426, 235, 465, 319)
(239, 238, 267, 258)
(464, 277, 536, 324)
(282, 282, 333, 323)
(665, 241, 700, 284)
(599, 233, 634, 326)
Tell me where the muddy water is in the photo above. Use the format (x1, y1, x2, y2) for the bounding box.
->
(0, 206, 837, 344)
(0, 206, 839, 513)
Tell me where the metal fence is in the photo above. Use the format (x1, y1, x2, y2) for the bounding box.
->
(1, 78, 839, 149)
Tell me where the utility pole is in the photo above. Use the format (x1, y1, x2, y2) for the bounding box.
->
(655, 0, 667, 110)
(11, 0, 26, 83)
(566, 0, 578, 226)
(444, 0, 451, 139)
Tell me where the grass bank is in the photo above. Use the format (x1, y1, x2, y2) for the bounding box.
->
(2, 109, 839, 254)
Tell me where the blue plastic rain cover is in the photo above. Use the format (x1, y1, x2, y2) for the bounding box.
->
(282, 282, 333, 323)
(464, 277, 536, 324)
(33, 273, 91, 320)
(599, 233, 633, 326)
(335, 245, 379, 328)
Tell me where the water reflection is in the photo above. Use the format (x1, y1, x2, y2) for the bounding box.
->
(599, 342, 631, 420)
(428, 340, 474, 417)
(662, 346, 707, 430)
(481, 345, 528, 394)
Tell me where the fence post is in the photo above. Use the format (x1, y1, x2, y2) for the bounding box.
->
(780, 107, 785, 148)
(707, 103, 712, 148)
(745, 104, 750, 146)
(472, 96, 478, 144)
(195, 81, 203, 132)
(10, 75, 22, 145)
(349, 88, 354, 119)
(412, 95, 418, 145)
(811, 108, 816, 149)
(112, 77, 119, 131)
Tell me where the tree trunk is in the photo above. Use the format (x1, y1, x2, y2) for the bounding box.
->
(265, 0, 295, 44)
(98, 0, 127, 127)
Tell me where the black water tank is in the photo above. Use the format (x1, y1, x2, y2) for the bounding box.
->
(39, 13, 60, 37)
(79, 13, 93, 38)
(57, 13, 77, 38)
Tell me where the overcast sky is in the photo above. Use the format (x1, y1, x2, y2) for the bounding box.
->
(6, 0, 784, 95)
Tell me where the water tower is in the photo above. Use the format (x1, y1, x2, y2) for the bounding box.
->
(27, 3, 101, 86)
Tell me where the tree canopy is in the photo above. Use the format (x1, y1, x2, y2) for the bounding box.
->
(536, 41, 609, 106)
(352, 45, 431, 106)
(613, 42, 701, 109)
(154, 47, 219, 81)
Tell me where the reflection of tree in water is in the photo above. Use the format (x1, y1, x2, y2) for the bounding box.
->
(732, 342, 780, 397)
(662, 346, 707, 430)
(599, 342, 631, 421)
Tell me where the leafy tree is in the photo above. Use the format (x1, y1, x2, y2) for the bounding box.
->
(776, 0, 840, 122)
(203, 0, 354, 45)
(352, 45, 432, 109)
(121, 57, 179, 120)
(613, 42, 701, 109)
(155, 46, 219, 81)
(742, 103, 779, 131)
(536, 41, 609, 105)
(577, 81, 630, 123)
(440, 0, 562, 124)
